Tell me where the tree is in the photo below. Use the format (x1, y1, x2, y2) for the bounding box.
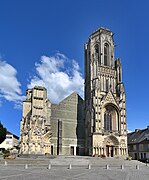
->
(0, 122, 7, 144)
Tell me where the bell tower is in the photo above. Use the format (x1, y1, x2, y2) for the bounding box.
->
(84, 27, 127, 157)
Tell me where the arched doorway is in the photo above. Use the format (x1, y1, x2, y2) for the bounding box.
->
(104, 136, 119, 157)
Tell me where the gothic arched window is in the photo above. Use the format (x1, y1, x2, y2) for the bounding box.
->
(119, 66, 121, 82)
(106, 79, 109, 92)
(104, 43, 109, 66)
(94, 44, 101, 65)
(104, 111, 112, 131)
(95, 44, 99, 54)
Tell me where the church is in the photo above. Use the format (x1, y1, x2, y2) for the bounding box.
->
(20, 27, 128, 157)
(84, 27, 127, 157)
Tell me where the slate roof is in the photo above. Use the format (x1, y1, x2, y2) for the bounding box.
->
(128, 126, 149, 144)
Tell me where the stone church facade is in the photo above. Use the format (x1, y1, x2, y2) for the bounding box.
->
(84, 27, 127, 157)
(20, 87, 85, 155)
(20, 27, 127, 157)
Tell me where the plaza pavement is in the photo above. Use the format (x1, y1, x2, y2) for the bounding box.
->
(0, 156, 149, 180)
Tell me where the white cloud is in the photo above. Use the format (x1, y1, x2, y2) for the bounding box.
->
(28, 53, 84, 103)
(0, 60, 25, 108)
(127, 130, 133, 133)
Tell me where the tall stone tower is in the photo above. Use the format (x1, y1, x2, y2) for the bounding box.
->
(84, 27, 127, 157)
(20, 86, 52, 154)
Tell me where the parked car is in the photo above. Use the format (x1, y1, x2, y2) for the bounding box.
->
(139, 158, 149, 164)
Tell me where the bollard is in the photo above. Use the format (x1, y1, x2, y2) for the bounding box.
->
(48, 163, 51, 169)
(146, 159, 148, 166)
(136, 165, 139, 170)
(88, 164, 91, 169)
(106, 164, 109, 170)
(121, 165, 124, 170)
(25, 164, 28, 169)
(4, 161, 7, 166)
(68, 164, 72, 169)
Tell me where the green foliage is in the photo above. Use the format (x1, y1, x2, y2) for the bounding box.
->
(3, 149, 10, 159)
(126, 155, 132, 160)
(0, 122, 7, 144)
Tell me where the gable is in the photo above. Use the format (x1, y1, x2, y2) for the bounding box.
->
(104, 91, 118, 106)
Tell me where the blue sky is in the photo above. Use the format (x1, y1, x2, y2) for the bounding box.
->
(0, 0, 149, 136)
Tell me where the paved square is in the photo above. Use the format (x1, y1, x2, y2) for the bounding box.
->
(0, 156, 148, 180)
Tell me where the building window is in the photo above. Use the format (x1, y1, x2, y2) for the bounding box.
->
(70, 146, 74, 155)
(104, 105, 119, 131)
(6, 141, 12, 144)
(133, 145, 137, 151)
(6, 136, 12, 139)
(139, 144, 143, 151)
(104, 111, 112, 131)
(51, 145, 53, 155)
(95, 44, 99, 54)
(76, 146, 79, 155)
(104, 43, 109, 66)
(95, 44, 100, 64)
(119, 66, 121, 82)
(106, 79, 109, 92)
(135, 153, 137, 159)
(141, 153, 143, 159)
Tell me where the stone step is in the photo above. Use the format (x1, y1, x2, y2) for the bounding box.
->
(0, 156, 145, 167)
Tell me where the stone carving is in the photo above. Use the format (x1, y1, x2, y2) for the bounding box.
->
(104, 91, 118, 106)
(20, 86, 52, 155)
(104, 135, 119, 146)
(84, 27, 127, 157)
(99, 67, 116, 78)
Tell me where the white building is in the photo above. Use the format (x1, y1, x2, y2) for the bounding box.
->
(0, 131, 19, 152)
